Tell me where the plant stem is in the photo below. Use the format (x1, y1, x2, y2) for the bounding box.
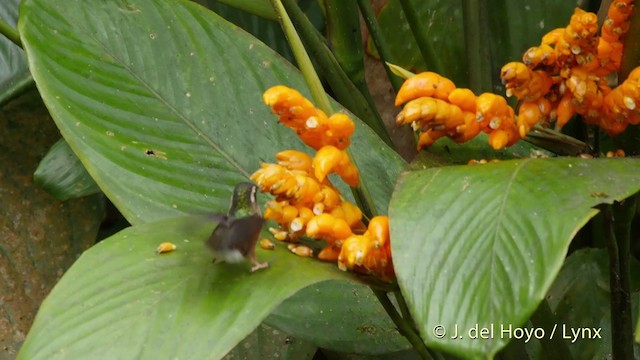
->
(0, 17, 21, 48)
(603, 203, 635, 360)
(270, 0, 378, 219)
(612, 198, 636, 359)
(529, 299, 573, 360)
(397, 0, 444, 74)
(356, 0, 403, 92)
(323, 0, 369, 98)
(394, 290, 413, 324)
(269, 0, 332, 113)
(372, 289, 434, 360)
(281, 0, 394, 148)
(524, 126, 590, 156)
(461, 0, 493, 93)
(496, 339, 530, 360)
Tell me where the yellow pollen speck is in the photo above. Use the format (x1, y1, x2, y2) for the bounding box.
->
(489, 117, 501, 129)
(306, 117, 319, 129)
(156, 242, 176, 254)
(290, 218, 303, 232)
(623, 96, 636, 110)
(260, 238, 275, 250)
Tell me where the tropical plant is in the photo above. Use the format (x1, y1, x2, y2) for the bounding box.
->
(1, 0, 639, 359)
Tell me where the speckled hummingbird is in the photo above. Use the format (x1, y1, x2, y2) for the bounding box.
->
(206, 182, 269, 272)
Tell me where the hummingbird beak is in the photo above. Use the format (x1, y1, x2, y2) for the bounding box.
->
(250, 184, 261, 216)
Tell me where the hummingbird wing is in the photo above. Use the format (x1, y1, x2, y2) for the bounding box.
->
(205, 214, 265, 257)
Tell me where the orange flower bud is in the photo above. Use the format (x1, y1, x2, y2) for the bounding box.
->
(338, 235, 371, 270)
(395, 72, 456, 106)
(289, 245, 313, 257)
(517, 101, 544, 138)
(330, 201, 363, 228)
(306, 213, 352, 242)
(448, 88, 477, 113)
(260, 239, 276, 250)
(556, 91, 576, 128)
(318, 244, 341, 262)
(263, 86, 323, 129)
(417, 130, 446, 149)
(276, 150, 313, 172)
(313, 146, 360, 187)
(312, 186, 341, 210)
(365, 216, 390, 248)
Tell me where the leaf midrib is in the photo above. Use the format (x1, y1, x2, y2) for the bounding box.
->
(54, 6, 251, 179)
(487, 158, 530, 345)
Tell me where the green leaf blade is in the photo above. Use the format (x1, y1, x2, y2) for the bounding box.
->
(266, 281, 412, 354)
(18, 216, 349, 360)
(19, 0, 404, 224)
(389, 158, 640, 358)
(34, 139, 100, 200)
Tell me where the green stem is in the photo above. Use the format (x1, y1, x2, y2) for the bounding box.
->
(612, 198, 636, 359)
(496, 339, 530, 360)
(524, 126, 590, 156)
(397, 0, 444, 74)
(281, 0, 394, 148)
(270, 0, 331, 112)
(461, 0, 493, 93)
(372, 290, 434, 360)
(394, 290, 413, 325)
(0, 17, 21, 48)
(323, 0, 369, 97)
(0, 73, 35, 109)
(603, 204, 635, 360)
(529, 299, 573, 360)
(356, 0, 403, 92)
(270, 0, 378, 219)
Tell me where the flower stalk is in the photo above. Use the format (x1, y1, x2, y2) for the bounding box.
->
(0, 17, 21, 48)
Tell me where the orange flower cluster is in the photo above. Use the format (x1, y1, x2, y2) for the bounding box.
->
(253, 85, 395, 280)
(263, 85, 355, 150)
(395, 72, 519, 150)
(338, 216, 394, 280)
(501, 1, 638, 136)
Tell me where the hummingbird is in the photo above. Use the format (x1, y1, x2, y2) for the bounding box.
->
(205, 182, 269, 272)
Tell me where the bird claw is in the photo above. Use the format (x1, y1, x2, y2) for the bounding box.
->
(250, 261, 269, 273)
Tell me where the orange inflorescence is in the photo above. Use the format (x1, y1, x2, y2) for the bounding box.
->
(395, 72, 518, 150)
(501, 2, 638, 137)
(338, 216, 394, 280)
(263, 86, 355, 150)
(396, 2, 638, 149)
(253, 85, 394, 280)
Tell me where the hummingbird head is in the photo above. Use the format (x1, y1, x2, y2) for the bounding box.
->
(228, 182, 261, 218)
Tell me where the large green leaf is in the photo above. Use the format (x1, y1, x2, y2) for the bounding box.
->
(223, 324, 317, 359)
(0, 0, 32, 107)
(19, 0, 404, 225)
(266, 281, 411, 354)
(547, 249, 640, 359)
(208, 0, 275, 20)
(17, 216, 350, 359)
(34, 139, 100, 200)
(389, 158, 640, 358)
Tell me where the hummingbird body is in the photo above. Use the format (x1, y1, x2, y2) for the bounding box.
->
(206, 182, 269, 272)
